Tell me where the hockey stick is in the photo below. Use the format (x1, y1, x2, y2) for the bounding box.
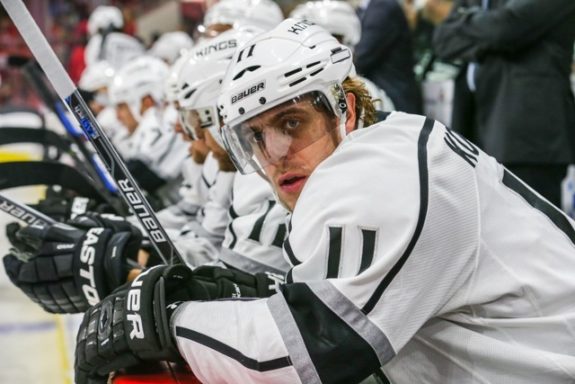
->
(20, 60, 127, 214)
(0, 192, 56, 227)
(21, 59, 119, 194)
(1, 0, 183, 265)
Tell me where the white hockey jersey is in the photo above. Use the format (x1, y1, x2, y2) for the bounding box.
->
(173, 168, 235, 267)
(171, 158, 292, 276)
(156, 156, 214, 231)
(171, 112, 575, 383)
(220, 172, 291, 275)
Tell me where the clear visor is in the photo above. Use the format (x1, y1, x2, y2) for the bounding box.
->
(222, 91, 341, 174)
(177, 106, 216, 140)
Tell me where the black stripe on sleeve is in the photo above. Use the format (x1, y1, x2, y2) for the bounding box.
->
(503, 169, 575, 245)
(280, 283, 382, 383)
(326, 227, 343, 278)
(362, 118, 434, 314)
(358, 229, 377, 274)
(175, 326, 292, 372)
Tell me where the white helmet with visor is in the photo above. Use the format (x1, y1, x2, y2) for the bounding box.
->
(217, 19, 353, 174)
(109, 56, 169, 122)
(176, 27, 262, 146)
(149, 31, 194, 64)
(165, 53, 190, 104)
(289, 1, 361, 47)
(203, 0, 284, 32)
(79, 60, 115, 92)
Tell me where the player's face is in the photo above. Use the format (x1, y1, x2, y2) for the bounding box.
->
(116, 102, 138, 133)
(242, 98, 340, 210)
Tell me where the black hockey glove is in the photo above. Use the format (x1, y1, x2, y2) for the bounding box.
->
(33, 186, 114, 222)
(74, 265, 192, 384)
(3, 214, 142, 313)
(74, 264, 279, 383)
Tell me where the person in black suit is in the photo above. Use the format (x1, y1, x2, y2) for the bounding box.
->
(354, 0, 423, 114)
(433, 0, 575, 207)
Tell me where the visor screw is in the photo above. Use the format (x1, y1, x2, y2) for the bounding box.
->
(259, 97, 266, 105)
(239, 107, 245, 115)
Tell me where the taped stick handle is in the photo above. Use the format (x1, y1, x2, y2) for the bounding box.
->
(1, 0, 184, 265)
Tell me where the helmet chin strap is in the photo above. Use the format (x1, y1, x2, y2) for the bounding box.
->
(333, 83, 349, 139)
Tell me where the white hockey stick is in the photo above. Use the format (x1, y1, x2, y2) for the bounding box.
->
(1, 0, 183, 265)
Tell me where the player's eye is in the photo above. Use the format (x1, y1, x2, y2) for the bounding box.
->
(284, 118, 300, 131)
(249, 128, 265, 144)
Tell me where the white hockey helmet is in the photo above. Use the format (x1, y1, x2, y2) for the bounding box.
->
(109, 56, 169, 122)
(88, 6, 124, 36)
(203, 0, 284, 32)
(79, 60, 115, 92)
(164, 53, 190, 104)
(176, 27, 262, 146)
(289, 1, 361, 47)
(149, 31, 194, 64)
(218, 19, 353, 174)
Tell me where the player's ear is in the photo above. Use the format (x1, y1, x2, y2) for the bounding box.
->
(345, 91, 356, 134)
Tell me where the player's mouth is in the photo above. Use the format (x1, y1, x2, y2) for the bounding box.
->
(277, 173, 307, 194)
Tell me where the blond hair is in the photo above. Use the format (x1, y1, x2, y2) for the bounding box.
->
(343, 77, 377, 128)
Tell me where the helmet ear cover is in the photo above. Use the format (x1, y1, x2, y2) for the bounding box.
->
(308, 91, 338, 120)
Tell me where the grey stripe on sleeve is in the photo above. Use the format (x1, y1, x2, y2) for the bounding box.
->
(307, 280, 396, 366)
(267, 293, 322, 384)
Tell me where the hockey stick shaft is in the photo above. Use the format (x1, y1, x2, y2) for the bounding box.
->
(23, 62, 120, 195)
(21, 62, 126, 215)
(0, 193, 56, 227)
(1, 0, 183, 265)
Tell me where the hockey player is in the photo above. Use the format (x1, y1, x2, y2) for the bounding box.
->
(152, 53, 213, 231)
(0, 28, 285, 320)
(289, 0, 395, 112)
(70, 19, 575, 384)
(85, 5, 144, 69)
(108, 55, 188, 204)
(174, 26, 290, 273)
